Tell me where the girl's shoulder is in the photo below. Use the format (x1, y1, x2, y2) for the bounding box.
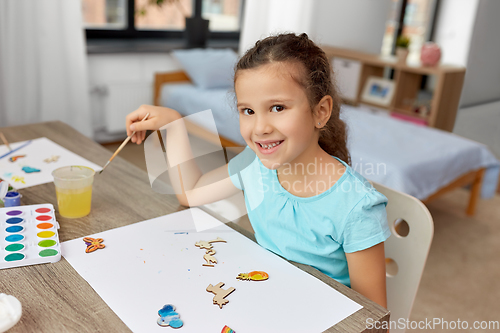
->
(331, 156, 370, 187)
(328, 156, 387, 204)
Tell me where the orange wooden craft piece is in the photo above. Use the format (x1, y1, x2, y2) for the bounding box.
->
(236, 271, 269, 281)
(83, 237, 105, 253)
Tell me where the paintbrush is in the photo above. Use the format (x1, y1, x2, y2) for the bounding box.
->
(0, 140, 32, 160)
(0, 132, 11, 151)
(99, 113, 149, 174)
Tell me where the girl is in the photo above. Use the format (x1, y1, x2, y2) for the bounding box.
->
(126, 33, 390, 308)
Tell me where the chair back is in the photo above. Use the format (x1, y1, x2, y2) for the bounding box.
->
(373, 182, 434, 333)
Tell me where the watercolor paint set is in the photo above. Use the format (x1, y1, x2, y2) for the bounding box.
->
(1, 204, 61, 269)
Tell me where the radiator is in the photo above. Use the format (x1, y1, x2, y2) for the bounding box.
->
(103, 83, 152, 133)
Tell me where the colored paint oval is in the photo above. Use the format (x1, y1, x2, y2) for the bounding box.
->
(5, 243, 25, 252)
(6, 226, 24, 233)
(6, 210, 22, 216)
(37, 231, 55, 238)
(37, 223, 53, 230)
(5, 253, 25, 261)
(35, 208, 51, 214)
(5, 234, 24, 242)
(39, 249, 59, 257)
(6, 217, 23, 224)
(38, 239, 56, 247)
(36, 215, 52, 221)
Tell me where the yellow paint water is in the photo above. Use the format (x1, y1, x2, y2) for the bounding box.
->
(56, 185, 92, 218)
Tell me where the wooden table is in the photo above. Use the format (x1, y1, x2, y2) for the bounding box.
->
(0, 121, 389, 332)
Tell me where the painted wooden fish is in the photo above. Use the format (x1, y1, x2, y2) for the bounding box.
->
(9, 155, 25, 162)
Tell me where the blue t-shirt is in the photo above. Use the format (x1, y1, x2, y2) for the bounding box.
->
(228, 147, 391, 287)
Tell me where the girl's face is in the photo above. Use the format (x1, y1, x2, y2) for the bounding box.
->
(235, 62, 321, 170)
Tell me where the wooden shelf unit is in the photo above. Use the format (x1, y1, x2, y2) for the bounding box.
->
(323, 46, 466, 131)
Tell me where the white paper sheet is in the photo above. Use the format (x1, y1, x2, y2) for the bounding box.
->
(0, 138, 102, 189)
(62, 208, 362, 333)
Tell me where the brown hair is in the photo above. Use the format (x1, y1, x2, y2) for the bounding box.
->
(235, 33, 350, 165)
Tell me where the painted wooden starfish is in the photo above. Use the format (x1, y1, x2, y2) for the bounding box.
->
(11, 176, 25, 184)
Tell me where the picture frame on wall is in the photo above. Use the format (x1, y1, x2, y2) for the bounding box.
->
(361, 76, 395, 107)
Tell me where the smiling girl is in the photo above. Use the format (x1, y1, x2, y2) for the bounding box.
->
(126, 33, 390, 308)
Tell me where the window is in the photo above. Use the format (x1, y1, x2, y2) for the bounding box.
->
(134, 0, 192, 30)
(82, 0, 128, 30)
(201, 0, 240, 31)
(381, 0, 439, 63)
(380, 0, 400, 57)
(83, 0, 242, 39)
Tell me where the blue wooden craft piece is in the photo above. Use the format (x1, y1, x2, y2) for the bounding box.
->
(157, 304, 183, 328)
(21, 166, 40, 173)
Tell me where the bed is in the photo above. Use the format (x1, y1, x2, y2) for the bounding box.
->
(153, 70, 500, 216)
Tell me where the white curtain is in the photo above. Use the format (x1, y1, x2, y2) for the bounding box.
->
(239, 0, 392, 56)
(0, 0, 92, 137)
(238, 0, 315, 55)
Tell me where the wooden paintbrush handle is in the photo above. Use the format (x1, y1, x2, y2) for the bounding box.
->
(108, 135, 133, 163)
(0, 132, 11, 151)
(103, 113, 149, 166)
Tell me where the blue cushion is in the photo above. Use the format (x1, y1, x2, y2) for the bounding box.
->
(172, 48, 238, 89)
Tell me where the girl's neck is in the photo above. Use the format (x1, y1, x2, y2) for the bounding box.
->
(276, 144, 325, 177)
(276, 146, 345, 198)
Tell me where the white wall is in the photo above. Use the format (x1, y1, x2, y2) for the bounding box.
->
(454, 101, 500, 159)
(310, 0, 391, 54)
(433, 0, 500, 107)
(426, 0, 478, 93)
(239, 0, 315, 55)
(460, 0, 500, 106)
(448, 0, 500, 158)
(433, 0, 479, 67)
(239, 0, 390, 55)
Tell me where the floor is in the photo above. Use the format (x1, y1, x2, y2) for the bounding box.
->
(105, 135, 500, 333)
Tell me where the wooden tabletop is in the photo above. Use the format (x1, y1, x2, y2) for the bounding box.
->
(0, 121, 389, 332)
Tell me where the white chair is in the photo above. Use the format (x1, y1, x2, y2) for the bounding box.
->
(373, 182, 434, 333)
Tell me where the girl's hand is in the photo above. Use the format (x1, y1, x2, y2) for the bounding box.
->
(126, 105, 181, 144)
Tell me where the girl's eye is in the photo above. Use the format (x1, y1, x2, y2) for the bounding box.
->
(271, 105, 285, 112)
(241, 108, 254, 116)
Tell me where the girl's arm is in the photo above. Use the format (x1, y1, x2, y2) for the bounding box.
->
(126, 105, 241, 207)
(345, 242, 387, 308)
